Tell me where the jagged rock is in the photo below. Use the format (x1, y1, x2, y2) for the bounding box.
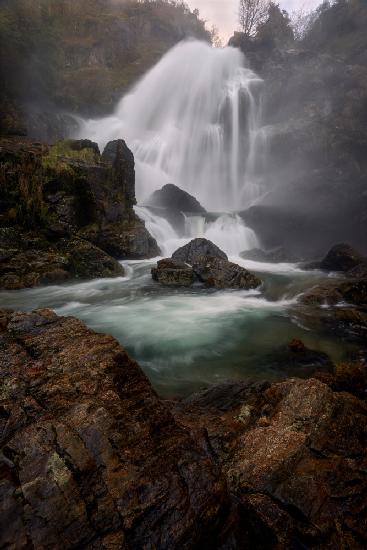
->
(148, 183, 206, 214)
(151, 258, 194, 287)
(192, 256, 262, 290)
(0, 309, 228, 549)
(172, 238, 228, 264)
(301, 278, 367, 307)
(240, 246, 299, 263)
(1, 309, 367, 548)
(0, 137, 159, 287)
(319, 243, 366, 272)
(173, 377, 367, 549)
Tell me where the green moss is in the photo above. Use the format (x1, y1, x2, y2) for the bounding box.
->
(42, 140, 99, 171)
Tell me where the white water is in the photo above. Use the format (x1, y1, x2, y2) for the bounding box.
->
(78, 40, 267, 256)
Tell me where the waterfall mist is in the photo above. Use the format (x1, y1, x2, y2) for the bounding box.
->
(79, 40, 266, 212)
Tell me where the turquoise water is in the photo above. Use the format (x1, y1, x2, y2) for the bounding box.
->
(0, 258, 351, 397)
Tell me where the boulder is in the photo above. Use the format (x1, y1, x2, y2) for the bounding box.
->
(192, 256, 262, 290)
(151, 258, 195, 287)
(147, 183, 206, 215)
(172, 238, 228, 264)
(319, 243, 366, 272)
(0, 309, 229, 549)
(301, 278, 367, 307)
(173, 377, 367, 549)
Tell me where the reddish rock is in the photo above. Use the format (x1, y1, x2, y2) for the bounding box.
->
(0, 309, 229, 549)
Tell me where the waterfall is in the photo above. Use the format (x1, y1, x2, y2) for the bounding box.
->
(78, 40, 265, 255)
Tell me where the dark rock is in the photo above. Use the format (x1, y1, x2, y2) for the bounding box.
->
(172, 238, 228, 264)
(319, 243, 366, 272)
(173, 377, 367, 549)
(301, 278, 367, 307)
(192, 256, 262, 290)
(262, 340, 334, 378)
(0, 137, 159, 287)
(240, 246, 300, 263)
(148, 183, 206, 214)
(0, 309, 229, 549)
(152, 258, 194, 287)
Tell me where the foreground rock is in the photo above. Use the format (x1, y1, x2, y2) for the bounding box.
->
(0, 137, 159, 289)
(151, 258, 194, 287)
(1, 309, 367, 548)
(172, 377, 367, 549)
(0, 309, 228, 548)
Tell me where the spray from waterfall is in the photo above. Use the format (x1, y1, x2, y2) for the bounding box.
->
(78, 40, 265, 255)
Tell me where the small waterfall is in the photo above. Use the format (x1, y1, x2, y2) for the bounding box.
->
(79, 40, 266, 254)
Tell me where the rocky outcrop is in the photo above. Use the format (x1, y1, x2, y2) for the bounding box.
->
(0, 309, 228, 549)
(192, 256, 262, 290)
(1, 309, 366, 548)
(318, 243, 367, 272)
(0, 137, 159, 288)
(173, 376, 367, 549)
(151, 258, 194, 287)
(172, 238, 228, 264)
(0, 310, 365, 550)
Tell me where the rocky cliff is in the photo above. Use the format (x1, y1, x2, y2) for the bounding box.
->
(0, 0, 210, 140)
(231, 0, 367, 257)
(0, 137, 159, 289)
(1, 308, 366, 548)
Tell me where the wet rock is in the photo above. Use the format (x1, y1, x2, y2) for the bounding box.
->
(173, 377, 367, 549)
(172, 238, 228, 264)
(151, 258, 194, 287)
(0, 137, 159, 287)
(319, 243, 366, 272)
(192, 256, 262, 290)
(148, 183, 206, 215)
(0, 309, 229, 549)
(240, 246, 300, 263)
(301, 278, 367, 307)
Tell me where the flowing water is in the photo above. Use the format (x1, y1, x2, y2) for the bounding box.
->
(1, 41, 352, 396)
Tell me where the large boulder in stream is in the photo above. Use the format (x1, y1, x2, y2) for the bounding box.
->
(172, 238, 228, 264)
(148, 183, 206, 214)
(318, 243, 367, 273)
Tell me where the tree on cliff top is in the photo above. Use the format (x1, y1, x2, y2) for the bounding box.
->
(256, 2, 294, 48)
(238, 0, 270, 37)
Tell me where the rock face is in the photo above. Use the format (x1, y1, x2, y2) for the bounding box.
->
(173, 377, 367, 549)
(0, 137, 159, 288)
(1, 309, 367, 548)
(0, 309, 228, 549)
(172, 238, 228, 264)
(151, 258, 194, 287)
(192, 256, 262, 290)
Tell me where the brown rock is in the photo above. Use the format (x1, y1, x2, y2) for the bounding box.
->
(192, 256, 262, 290)
(152, 258, 195, 287)
(0, 309, 229, 548)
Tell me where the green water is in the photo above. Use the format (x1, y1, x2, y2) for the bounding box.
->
(0, 258, 352, 397)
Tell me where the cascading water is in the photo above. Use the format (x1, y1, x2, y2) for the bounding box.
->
(78, 40, 266, 255)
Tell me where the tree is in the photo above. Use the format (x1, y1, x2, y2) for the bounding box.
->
(238, 0, 270, 37)
(256, 2, 294, 47)
(210, 25, 223, 48)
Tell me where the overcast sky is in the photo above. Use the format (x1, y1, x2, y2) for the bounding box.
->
(188, 0, 322, 41)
